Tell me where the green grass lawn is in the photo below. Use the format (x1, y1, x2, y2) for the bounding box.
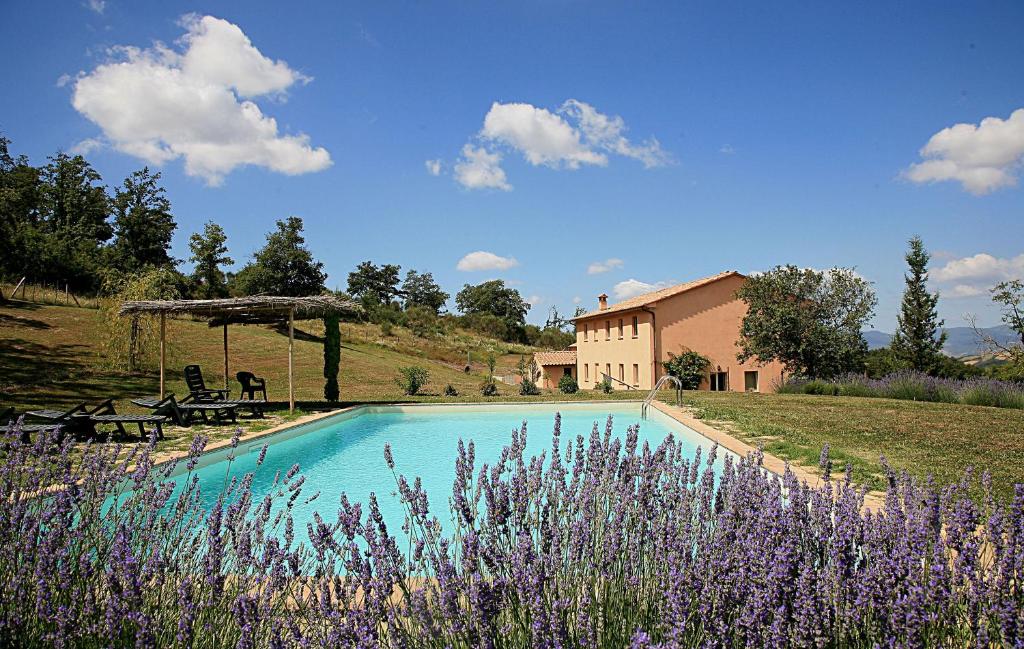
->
(678, 390, 1024, 498)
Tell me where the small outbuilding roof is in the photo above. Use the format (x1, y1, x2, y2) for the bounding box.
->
(534, 350, 577, 366)
(120, 295, 362, 326)
(573, 271, 743, 320)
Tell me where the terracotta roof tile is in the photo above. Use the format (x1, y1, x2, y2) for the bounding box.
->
(573, 271, 743, 320)
(533, 350, 577, 365)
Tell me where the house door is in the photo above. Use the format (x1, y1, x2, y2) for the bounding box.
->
(710, 372, 729, 391)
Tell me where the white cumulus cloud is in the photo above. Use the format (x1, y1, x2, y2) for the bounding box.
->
(903, 109, 1024, 195)
(453, 145, 510, 190)
(561, 99, 670, 168)
(424, 159, 442, 176)
(456, 251, 520, 272)
(933, 253, 1024, 283)
(481, 101, 606, 169)
(85, 0, 105, 15)
(612, 278, 671, 300)
(70, 15, 330, 186)
(587, 258, 624, 275)
(932, 252, 1024, 298)
(454, 99, 668, 190)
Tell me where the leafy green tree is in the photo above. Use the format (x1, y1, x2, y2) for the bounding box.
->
(662, 349, 711, 389)
(402, 270, 449, 313)
(456, 280, 530, 341)
(736, 265, 876, 379)
(0, 136, 44, 281)
(890, 237, 947, 373)
(188, 221, 233, 299)
(323, 314, 341, 401)
(978, 279, 1024, 379)
(109, 168, 176, 273)
(38, 152, 112, 291)
(864, 347, 906, 379)
(533, 327, 575, 349)
(40, 152, 111, 243)
(347, 261, 402, 305)
(232, 217, 326, 297)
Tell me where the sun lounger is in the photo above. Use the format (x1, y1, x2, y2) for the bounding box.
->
(132, 394, 239, 426)
(0, 410, 61, 444)
(84, 403, 168, 441)
(26, 400, 112, 438)
(184, 365, 231, 401)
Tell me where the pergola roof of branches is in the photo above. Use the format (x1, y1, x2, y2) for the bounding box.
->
(119, 295, 362, 326)
(119, 295, 362, 412)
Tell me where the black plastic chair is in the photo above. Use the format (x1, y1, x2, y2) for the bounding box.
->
(184, 365, 230, 402)
(236, 371, 268, 401)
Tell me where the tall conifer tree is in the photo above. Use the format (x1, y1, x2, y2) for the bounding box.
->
(891, 236, 947, 372)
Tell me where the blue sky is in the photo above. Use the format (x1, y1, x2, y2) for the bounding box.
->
(2, 1, 1022, 329)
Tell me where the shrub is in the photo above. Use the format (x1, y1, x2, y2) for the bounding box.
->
(100, 268, 181, 371)
(405, 305, 440, 338)
(775, 378, 808, 394)
(662, 349, 711, 390)
(885, 373, 935, 401)
(480, 379, 499, 396)
(961, 381, 1024, 409)
(598, 377, 614, 393)
(837, 380, 878, 398)
(1, 421, 1021, 646)
(395, 365, 429, 395)
(519, 378, 541, 396)
(379, 320, 393, 337)
(803, 380, 839, 396)
(443, 383, 459, 397)
(558, 374, 579, 394)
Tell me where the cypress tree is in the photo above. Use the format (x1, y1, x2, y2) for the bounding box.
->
(323, 314, 341, 402)
(891, 236, 947, 373)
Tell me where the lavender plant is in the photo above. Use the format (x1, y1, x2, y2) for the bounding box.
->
(0, 415, 1021, 647)
(779, 370, 1024, 409)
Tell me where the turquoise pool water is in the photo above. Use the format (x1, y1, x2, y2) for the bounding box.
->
(170, 402, 728, 540)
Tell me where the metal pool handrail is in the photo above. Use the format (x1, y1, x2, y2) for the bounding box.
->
(642, 375, 682, 419)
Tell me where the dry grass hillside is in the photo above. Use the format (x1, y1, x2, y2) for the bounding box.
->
(0, 300, 555, 412)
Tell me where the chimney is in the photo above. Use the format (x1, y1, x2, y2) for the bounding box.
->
(598, 293, 608, 310)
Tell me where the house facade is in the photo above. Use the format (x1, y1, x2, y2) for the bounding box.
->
(560, 271, 786, 392)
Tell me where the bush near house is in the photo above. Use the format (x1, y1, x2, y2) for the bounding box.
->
(662, 349, 711, 390)
(558, 374, 579, 394)
(519, 377, 541, 396)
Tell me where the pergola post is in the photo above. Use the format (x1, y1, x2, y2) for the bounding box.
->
(223, 323, 229, 392)
(288, 307, 295, 413)
(159, 312, 166, 398)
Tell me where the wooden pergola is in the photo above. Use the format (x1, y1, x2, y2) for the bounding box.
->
(119, 295, 362, 412)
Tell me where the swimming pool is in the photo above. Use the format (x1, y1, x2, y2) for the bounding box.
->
(168, 401, 730, 539)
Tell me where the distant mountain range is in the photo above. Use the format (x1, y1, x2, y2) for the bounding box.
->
(863, 325, 1019, 357)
